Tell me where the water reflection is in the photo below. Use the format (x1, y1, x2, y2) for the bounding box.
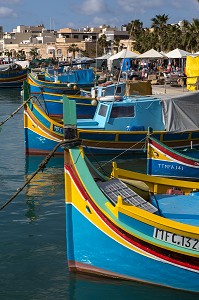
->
(24, 155, 64, 222)
(68, 272, 199, 300)
(0, 87, 22, 102)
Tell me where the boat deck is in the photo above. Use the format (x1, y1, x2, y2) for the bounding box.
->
(97, 179, 158, 213)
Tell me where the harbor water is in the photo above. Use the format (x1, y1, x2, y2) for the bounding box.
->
(0, 89, 198, 300)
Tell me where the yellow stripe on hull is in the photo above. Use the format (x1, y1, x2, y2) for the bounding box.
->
(24, 110, 62, 142)
(64, 168, 158, 259)
(66, 150, 199, 260)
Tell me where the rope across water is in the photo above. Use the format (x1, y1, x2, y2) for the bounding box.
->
(0, 139, 80, 211)
(0, 96, 36, 128)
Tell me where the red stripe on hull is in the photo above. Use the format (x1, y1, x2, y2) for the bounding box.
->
(150, 139, 199, 166)
(65, 164, 199, 271)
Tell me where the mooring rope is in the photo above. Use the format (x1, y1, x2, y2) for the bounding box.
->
(81, 135, 148, 170)
(0, 140, 70, 211)
(0, 96, 36, 127)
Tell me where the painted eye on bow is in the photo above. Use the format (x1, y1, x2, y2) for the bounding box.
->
(154, 151, 159, 157)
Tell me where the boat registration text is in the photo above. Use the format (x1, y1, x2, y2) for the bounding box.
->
(153, 228, 199, 252)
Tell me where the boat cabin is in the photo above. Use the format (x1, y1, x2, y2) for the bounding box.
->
(93, 82, 126, 99)
(77, 96, 165, 131)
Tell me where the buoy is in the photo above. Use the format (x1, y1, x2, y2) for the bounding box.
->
(91, 99, 98, 106)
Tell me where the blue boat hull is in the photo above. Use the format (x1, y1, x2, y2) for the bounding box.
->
(63, 96, 199, 293)
(66, 203, 199, 292)
(24, 128, 64, 155)
(39, 92, 96, 119)
(27, 72, 93, 94)
(0, 80, 24, 88)
(147, 137, 199, 179)
(24, 123, 199, 157)
(44, 100, 96, 119)
(24, 94, 199, 157)
(29, 83, 80, 95)
(0, 68, 27, 87)
(148, 159, 199, 179)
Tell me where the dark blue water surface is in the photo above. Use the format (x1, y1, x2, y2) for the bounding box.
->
(0, 89, 198, 300)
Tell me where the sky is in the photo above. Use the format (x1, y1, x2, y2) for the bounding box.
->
(1, 0, 199, 32)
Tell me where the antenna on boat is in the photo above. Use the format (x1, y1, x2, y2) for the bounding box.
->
(94, 38, 98, 89)
(113, 24, 134, 101)
(113, 49, 127, 101)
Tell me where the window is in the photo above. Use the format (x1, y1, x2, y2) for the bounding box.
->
(115, 86, 122, 94)
(98, 104, 108, 117)
(74, 35, 78, 39)
(110, 106, 134, 118)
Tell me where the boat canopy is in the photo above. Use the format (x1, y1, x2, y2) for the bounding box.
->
(58, 68, 95, 85)
(161, 91, 199, 132)
(0, 63, 22, 72)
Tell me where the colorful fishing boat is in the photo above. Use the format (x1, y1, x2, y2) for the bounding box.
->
(45, 67, 95, 88)
(147, 136, 199, 180)
(35, 90, 96, 119)
(27, 70, 95, 95)
(27, 72, 82, 95)
(111, 161, 199, 195)
(0, 63, 27, 88)
(32, 81, 126, 119)
(28, 72, 152, 120)
(24, 86, 199, 156)
(63, 97, 199, 292)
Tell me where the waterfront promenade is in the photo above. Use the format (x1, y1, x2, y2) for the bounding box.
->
(152, 84, 191, 95)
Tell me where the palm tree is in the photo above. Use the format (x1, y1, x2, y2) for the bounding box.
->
(188, 19, 199, 52)
(68, 44, 80, 59)
(163, 24, 181, 51)
(4, 49, 13, 62)
(98, 34, 109, 54)
(16, 50, 26, 60)
(119, 43, 125, 51)
(151, 14, 169, 51)
(151, 14, 169, 29)
(79, 49, 87, 56)
(113, 38, 120, 53)
(127, 12, 199, 54)
(29, 48, 39, 59)
(128, 19, 143, 39)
